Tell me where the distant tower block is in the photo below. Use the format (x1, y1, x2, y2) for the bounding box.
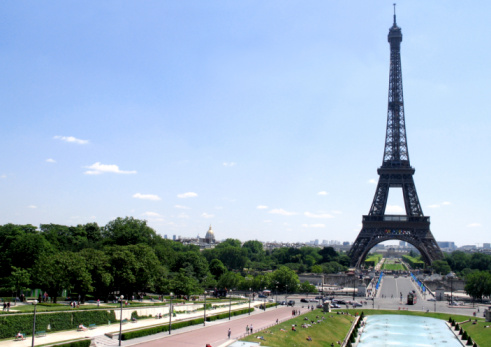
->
(205, 225, 216, 244)
(348, 8, 443, 268)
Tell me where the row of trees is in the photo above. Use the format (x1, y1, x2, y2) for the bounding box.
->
(0, 218, 344, 301)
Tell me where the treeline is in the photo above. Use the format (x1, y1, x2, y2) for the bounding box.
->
(0, 217, 348, 302)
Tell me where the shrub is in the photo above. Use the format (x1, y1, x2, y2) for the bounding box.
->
(466, 337, 473, 346)
(455, 323, 459, 330)
(53, 340, 91, 347)
(459, 327, 463, 335)
(462, 330, 468, 339)
(0, 310, 116, 339)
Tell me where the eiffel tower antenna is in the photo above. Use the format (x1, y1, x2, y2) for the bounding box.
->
(348, 10, 443, 269)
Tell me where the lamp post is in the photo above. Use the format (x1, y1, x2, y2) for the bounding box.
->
(447, 272, 455, 305)
(168, 292, 173, 335)
(264, 287, 267, 311)
(228, 290, 232, 320)
(31, 300, 38, 347)
(353, 277, 356, 301)
(276, 285, 278, 309)
(203, 291, 206, 326)
(248, 288, 251, 315)
(118, 295, 124, 346)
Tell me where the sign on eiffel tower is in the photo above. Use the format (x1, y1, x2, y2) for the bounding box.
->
(348, 8, 443, 268)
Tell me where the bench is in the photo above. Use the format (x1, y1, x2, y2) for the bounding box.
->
(15, 333, 26, 341)
(89, 324, 97, 329)
(36, 331, 46, 337)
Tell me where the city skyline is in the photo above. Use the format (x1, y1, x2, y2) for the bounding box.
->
(1, 2, 489, 246)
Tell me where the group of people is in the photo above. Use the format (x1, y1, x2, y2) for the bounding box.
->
(245, 324, 254, 334)
(2, 302, 11, 311)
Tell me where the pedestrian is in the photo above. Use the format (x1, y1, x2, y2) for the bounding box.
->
(2, 302, 6, 311)
(250, 324, 253, 334)
(246, 325, 249, 335)
(276, 318, 279, 324)
(7, 302, 10, 311)
(228, 328, 231, 339)
(97, 299, 100, 307)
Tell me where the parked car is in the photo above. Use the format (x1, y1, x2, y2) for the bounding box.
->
(309, 298, 318, 302)
(258, 294, 267, 298)
(301, 298, 308, 303)
(352, 302, 363, 307)
(331, 303, 341, 308)
(287, 300, 295, 306)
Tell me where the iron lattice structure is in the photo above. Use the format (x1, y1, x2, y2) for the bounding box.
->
(348, 12, 443, 268)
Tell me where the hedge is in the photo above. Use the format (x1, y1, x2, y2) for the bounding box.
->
(0, 310, 116, 339)
(53, 340, 91, 347)
(121, 308, 254, 340)
(364, 254, 382, 267)
(402, 255, 424, 269)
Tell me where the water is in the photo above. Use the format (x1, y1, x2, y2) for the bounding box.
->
(357, 315, 462, 347)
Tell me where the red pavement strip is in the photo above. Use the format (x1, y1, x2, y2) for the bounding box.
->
(132, 306, 301, 347)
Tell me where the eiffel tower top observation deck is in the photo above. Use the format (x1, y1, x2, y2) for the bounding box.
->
(348, 8, 443, 268)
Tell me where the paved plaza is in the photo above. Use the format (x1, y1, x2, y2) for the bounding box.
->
(1, 277, 484, 347)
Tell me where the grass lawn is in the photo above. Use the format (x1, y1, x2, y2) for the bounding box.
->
(381, 259, 407, 271)
(459, 319, 491, 347)
(240, 309, 354, 347)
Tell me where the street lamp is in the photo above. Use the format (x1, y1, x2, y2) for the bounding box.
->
(264, 287, 267, 311)
(31, 300, 38, 347)
(447, 272, 455, 305)
(169, 292, 174, 335)
(276, 285, 278, 309)
(118, 295, 124, 346)
(203, 291, 207, 326)
(228, 290, 232, 320)
(248, 288, 251, 315)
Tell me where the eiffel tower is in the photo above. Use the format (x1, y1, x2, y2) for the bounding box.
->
(348, 8, 443, 268)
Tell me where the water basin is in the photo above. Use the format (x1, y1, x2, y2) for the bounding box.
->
(357, 314, 461, 346)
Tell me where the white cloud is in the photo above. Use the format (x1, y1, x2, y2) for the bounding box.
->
(385, 205, 405, 214)
(177, 192, 198, 198)
(257, 205, 269, 209)
(46, 158, 56, 163)
(317, 191, 328, 196)
(84, 162, 137, 175)
(174, 205, 190, 209)
(304, 211, 333, 219)
(223, 162, 236, 167)
(27, 205, 37, 209)
(442, 201, 451, 205)
(0, 174, 6, 179)
(331, 210, 342, 215)
(269, 208, 297, 216)
(467, 223, 481, 228)
(301, 224, 326, 228)
(133, 193, 161, 201)
(54, 135, 89, 145)
(142, 211, 161, 217)
(201, 212, 214, 219)
(368, 179, 377, 184)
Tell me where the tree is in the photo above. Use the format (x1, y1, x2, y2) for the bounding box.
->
(242, 241, 265, 262)
(170, 269, 200, 296)
(209, 259, 227, 279)
(271, 266, 299, 293)
(79, 249, 113, 300)
(432, 260, 452, 275)
(217, 271, 243, 290)
(102, 217, 158, 246)
(9, 266, 30, 298)
(32, 252, 92, 303)
(464, 271, 491, 301)
(299, 281, 317, 293)
(319, 247, 338, 263)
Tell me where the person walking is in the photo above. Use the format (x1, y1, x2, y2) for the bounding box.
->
(228, 328, 231, 339)
(246, 325, 249, 335)
(250, 324, 253, 334)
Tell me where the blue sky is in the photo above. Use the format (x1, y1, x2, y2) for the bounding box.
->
(1, 1, 490, 247)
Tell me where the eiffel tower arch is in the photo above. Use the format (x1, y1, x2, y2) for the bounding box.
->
(348, 8, 443, 268)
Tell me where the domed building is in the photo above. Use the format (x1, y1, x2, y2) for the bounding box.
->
(205, 225, 216, 244)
